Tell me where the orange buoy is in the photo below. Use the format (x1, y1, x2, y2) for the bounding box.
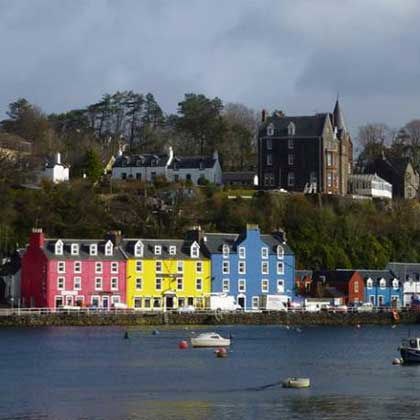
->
(215, 347, 228, 358)
(178, 340, 189, 349)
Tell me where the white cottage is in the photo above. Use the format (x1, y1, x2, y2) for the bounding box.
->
(42, 153, 69, 183)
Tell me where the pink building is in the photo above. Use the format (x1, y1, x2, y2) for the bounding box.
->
(21, 229, 126, 309)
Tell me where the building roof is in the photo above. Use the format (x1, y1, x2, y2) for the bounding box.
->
(168, 156, 217, 170)
(349, 173, 391, 184)
(387, 262, 420, 281)
(222, 171, 256, 183)
(333, 99, 346, 132)
(313, 270, 357, 284)
(356, 269, 399, 286)
(261, 113, 328, 138)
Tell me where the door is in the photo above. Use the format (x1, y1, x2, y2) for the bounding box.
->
(65, 296, 73, 306)
(102, 296, 109, 310)
(166, 296, 174, 310)
(55, 296, 63, 309)
(238, 296, 245, 309)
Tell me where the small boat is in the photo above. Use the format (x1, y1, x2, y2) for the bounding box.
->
(399, 337, 420, 363)
(282, 377, 310, 389)
(190, 332, 230, 348)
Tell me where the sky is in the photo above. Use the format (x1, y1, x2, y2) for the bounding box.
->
(1, 0, 420, 138)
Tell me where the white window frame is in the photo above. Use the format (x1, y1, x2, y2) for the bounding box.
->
(288, 138, 294, 149)
(276, 262, 284, 275)
(379, 278, 386, 289)
(135, 260, 143, 272)
(392, 279, 399, 290)
(238, 261, 246, 275)
(111, 295, 120, 305)
(191, 243, 200, 258)
(261, 279, 269, 293)
(177, 261, 184, 273)
(156, 261, 163, 273)
(252, 296, 259, 310)
(277, 279, 285, 293)
(267, 123, 274, 136)
(135, 278, 142, 290)
(71, 243, 79, 256)
(55, 240, 63, 255)
(196, 278, 203, 291)
(105, 240, 113, 256)
(288, 172, 295, 187)
(134, 241, 144, 257)
(238, 279, 246, 293)
(177, 277, 183, 291)
(222, 244, 230, 258)
(111, 277, 118, 291)
(90, 244, 98, 256)
(73, 277, 81, 290)
(154, 245, 162, 256)
(75, 296, 84, 306)
(134, 297, 142, 308)
(57, 261, 66, 274)
(222, 279, 230, 292)
(57, 276, 65, 290)
(222, 261, 230, 274)
(95, 262, 103, 274)
(155, 277, 162, 291)
(91, 295, 100, 307)
(367, 278, 373, 289)
(95, 277, 102, 291)
(261, 247, 269, 259)
(196, 261, 203, 273)
(169, 245, 177, 256)
(111, 262, 118, 274)
(266, 153, 272, 166)
(238, 246, 246, 259)
(277, 245, 284, 259)
(288, 154, 294, 166)
(262, 261, 269, 275)
(74, 261, 81, 274)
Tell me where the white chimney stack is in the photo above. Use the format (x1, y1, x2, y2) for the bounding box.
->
(56, 152, 61, 165)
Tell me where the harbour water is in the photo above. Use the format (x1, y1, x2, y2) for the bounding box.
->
(0, 325, 419, 419)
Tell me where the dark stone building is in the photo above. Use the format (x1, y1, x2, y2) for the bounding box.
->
(258, 100, 353, 195)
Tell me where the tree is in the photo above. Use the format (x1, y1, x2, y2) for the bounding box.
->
(83, 149, 103, 181)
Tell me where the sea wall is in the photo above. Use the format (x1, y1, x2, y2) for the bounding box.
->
(0, 310, 418, 327)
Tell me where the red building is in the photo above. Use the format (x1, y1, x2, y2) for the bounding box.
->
(21, 229, 126, 308)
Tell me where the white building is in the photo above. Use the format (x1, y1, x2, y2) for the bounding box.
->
(42, 153, 69, 183)
(348, 174, 392, 199)
(112, 147, 222, 185)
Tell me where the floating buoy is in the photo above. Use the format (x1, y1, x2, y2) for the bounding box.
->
(356, 324, 361, 329)
(296, 328, 302, 333)
(282, 377, 310, 388)
(215, 347, 228, 358)
(391, 324, 397, 329)
(152, 329, 160, 335)
(392, 358, 402, 365)
(178, 340, 189, 349)
(124, 331, 129, 339)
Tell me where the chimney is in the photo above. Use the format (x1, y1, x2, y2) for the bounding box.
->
(105, 230, 122, 246)
(56, 153, 61, 165)
(30, 228, 45, 248)
(261, 109, 266, 123)
(187, 226, 204, 243)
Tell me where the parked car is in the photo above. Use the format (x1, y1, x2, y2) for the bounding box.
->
(178, 305, 195, 313)
(357, 303, 373, 312)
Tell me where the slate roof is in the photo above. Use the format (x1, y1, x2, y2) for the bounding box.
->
(356, 269, 399, 287)
(168, 156, 217, 170)
(121, 238, 206, 259)
(313, 270, 357, 284)
(260, 113, 328, 138)
(201, 232, 294, 255)
(42, 239, 126, 260)
(387, 262, 420, 281)
(222, 171, 256, 183)
(333, 99, 346, 132)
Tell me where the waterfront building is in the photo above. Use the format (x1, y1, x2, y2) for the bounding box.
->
(121, 238, 211, 311)
(358, 270, 402, 307)
(112, 146, 222, 185)
(257, 99, 353, 195)
(192, 224, 295, 310)
(295, 270, 313, 296)
(348, 174, 392, 199)
(386, 262, 420, 306)
(21, 229, 127, 308)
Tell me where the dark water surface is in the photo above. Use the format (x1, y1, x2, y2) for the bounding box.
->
(0, 325, 419, 419)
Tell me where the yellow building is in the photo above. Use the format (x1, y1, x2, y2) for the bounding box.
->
(122, 238, 211, 310)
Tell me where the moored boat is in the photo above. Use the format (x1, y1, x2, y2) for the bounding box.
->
(399, 337, 420, 363)
(190, 332, 230, 348)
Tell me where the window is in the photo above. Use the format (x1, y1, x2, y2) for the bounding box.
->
(134, 297, 142, 308)
(71, 243, 79, 255)
(370, 295, 375, 305)
(378, 295, 384, 306)
(156, 278, 162, 290)
(154, 245, 161, 255)
(135, 278, 142, 290)
(95, 277, 102, 290)
(222, 244, 230, 258)
(91, 296, 100, 307)
(105, 240, 113, 256)
(73, 277, 81, 290)
(74, 261, 81, 273)
(55, 240, 63, 255)
(111, 262, 118, 274)
(169, 245, 176, 256)
(238, 261, 246, 274)
(95, 262, 102, 274)
(222, 279, 230, 292)
(267, 123, 274, 136)
(111, 296, 120, 305)
(288, 154, 294, 166)
(134, 241, 143, 257)
(121, 173, 127, 180)
(55, 296, 63, 308)
(90, 244, 97, 256)
(266, 152, 273, 166)
(238, 246, 246, 259)
(177, 261, 183, 273)
(264, 173, 275, 186)
(111, 277, 118, 290)
(238, 279, 246, 292)
(136, 260, 142, 272)
(276, 262, 284, 275)
(288, 122, 296, 136)
(153, 298, 161, 308)
(287, 172, 295, 187)
(57, 277, 65, 290)
(261, 247, 269, 259)
(327, 172, 333, 188)
(196, 278, 202, 291)
(354, 281, 359, 293)
(177, 278, 183, 290)
(191, 243, 200, 258)
(380, 278, 386, 289)
(144, 298, 151, 309)
(277, 245, 284, 259)
(196, 261, 203, 273)
(156, 261, 162, 273)
(393, 279, 399, 290)
(75, 296, 84, 307)
(277, 279, 285, 293)
(252, 296, 259, 310)
(261, 279, 269, 293)
(367, 278, 373, 289)
(266, 138, 272, 150)
(262, 261, 269, 275)
(57, 261, 66, 273)
(222, 261, 230, 274)
(288, 138, 294, 149)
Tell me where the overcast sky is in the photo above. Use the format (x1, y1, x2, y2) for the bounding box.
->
(1, 0, 420, 138)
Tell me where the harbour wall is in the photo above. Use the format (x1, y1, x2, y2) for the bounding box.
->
(0, 310, 418, 327)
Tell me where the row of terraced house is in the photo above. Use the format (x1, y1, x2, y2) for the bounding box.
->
(20, 225, 295, 311)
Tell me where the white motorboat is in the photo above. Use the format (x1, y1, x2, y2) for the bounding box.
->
(190, 332, 231, 348)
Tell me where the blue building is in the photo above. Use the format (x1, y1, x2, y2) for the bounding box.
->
(358, 270, 403, 307)
(190, 224, 295, 310)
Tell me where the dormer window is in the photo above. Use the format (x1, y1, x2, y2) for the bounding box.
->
(55, 240, 63, 255)
(105, 240, 113, 256)
(71, 243, 79, 256)
(379, 278, 386, 289)
(169, 245, 176, 256)
(191, 242, 200, 258)
(277, 245, 284, 259)
(288, 122, 296, 136)
(266, 138, 272, 150)
(367, 278, 373, 289)
(261, 247, 269, 259)
(267, 123, 274, 136)
(392, 279, 399, 290)
(238, 246, 246, 259)
(134, 240, 144, 257)
(90, 244, 98, 256)
(222, 244, 230, 258)
(154, 245, 161, 256)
